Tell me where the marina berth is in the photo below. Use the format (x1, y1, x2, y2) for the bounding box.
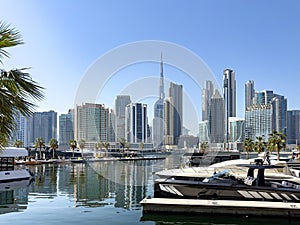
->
(142, 159, 300, 218)
(0, 147, 33, 183)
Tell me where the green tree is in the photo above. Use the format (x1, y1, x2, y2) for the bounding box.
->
(0, 21, 44, 148)
(35, 137, 45, 159)
(254, 136, 265, 154)
(14, 139, 23, 148)
(119, 138, 126, 153)
(200, 142, 209, 153)
(103, 142, 110, 157)
(69, 139, 77, 158)
(243, 138, 254, 159)
(49, 138, 58, 159)
(268, 130, 286, 161)
(78, 139, 85, 157)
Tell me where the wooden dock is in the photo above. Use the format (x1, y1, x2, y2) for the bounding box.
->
(141, 197, 300, 218)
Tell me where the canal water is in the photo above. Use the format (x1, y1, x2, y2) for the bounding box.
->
(0, 152, 299, 225)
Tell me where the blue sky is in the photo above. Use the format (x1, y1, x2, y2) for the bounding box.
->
(1, 0, 300, 135)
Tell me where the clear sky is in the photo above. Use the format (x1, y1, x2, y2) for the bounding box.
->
(1, 0, 300, 135)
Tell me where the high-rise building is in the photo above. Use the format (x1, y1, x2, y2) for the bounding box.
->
(27, 110, 57, 145)
(199, 120, 209, 143)
(209, 90, 224, 143)
(245, 80, 255, 109)
(228, 117, 245, 143)
(251, 90, 287, 135)
(287, 110, 300, 145)
(125, 103, 149, 144)
(202, 80, 214, 121)
(223, 69, 236, 145)
(75, 103, 109, 148)
(245, 104, 273, 140)
(109, 109, 116, 142)
(115, 95, 131, 141)
(153, 54, 165, 149)
(59, 109, 74, 150)
(170, 82, 183, 145)
(163, 97, 174, 146)
(10, 112, 28, 147)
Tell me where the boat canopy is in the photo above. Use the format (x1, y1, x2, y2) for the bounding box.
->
(0, 147, 28, 157)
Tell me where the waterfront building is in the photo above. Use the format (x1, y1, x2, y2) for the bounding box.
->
(75, 103, 109, 148)
(10, 112, 28, 147)
(202, 80, 214, 121)
(164, 82, 183, 146)
(163, 97, 174, 146)
(177, 135, 199, 149)
(125, 103, 150, 145)
(245, 80, 255, 109)
(245, 104, 273, 140)
(209, 90, 224, 143)
(223, 69, 236, 145)
(251, 90, 287, 135)
(59, 109, 74, 150)
(27, 110, 57, 145)
(287, 110, 300, 145)
(152, 54, 165, 149)
(109, 109, 116, 142)
(199, 120, 209, 143)
(115, 95, 131, 142)
(228, 117, 245, 143)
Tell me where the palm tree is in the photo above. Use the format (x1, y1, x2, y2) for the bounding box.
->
(119, 138, 126, 153)
(78, 139, 85, 158)
(125, 142, 130, 152)
(69, 139, 77, 158)
(200, 142, 209, 153)
(35, 137, 45, 159)
(0, 21, 44, 148)
(49, 138, 58, 159)
(254, 136, 265, 154)
(14, 140, 23, 148)
(103, 142, 110, 157)
(268, 130, 286, 161)
(243, 138, 254, 159)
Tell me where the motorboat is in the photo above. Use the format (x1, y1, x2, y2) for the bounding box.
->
(154, 159, 300, 203)
(0, 147, 33, 183)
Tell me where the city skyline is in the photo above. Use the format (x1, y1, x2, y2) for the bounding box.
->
(2, 1, 300, 135)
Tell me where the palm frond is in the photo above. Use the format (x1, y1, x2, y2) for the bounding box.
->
(0, 21, 23, 63)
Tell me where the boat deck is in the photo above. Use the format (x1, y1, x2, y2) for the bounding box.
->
(141, 197, 300, 218)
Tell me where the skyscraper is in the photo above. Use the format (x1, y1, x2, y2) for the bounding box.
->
(75, 103, 109, 148)
(153, 54, 165, 149)
(164, 82, 183, 145)
(209, 90, 224, 143)
(59, 109, 74, 150)
(223, 69, 236, 145)
(202, 80, 214, 121)
(115, 95, 131, 141)
(27, 110, 57, 145)
(245, 80, 255, 109)
(251, 90, 287, 135)
(287, 110, 300, 145)
(125, 103, 149, 144)
(10, 111, 28, 147)
(163, 97, 174, 146)
(245, 104, 273, 140)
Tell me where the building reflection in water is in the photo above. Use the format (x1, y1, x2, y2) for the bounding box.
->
(0, 152, 183, 215)
(24, 154, 179, 210)
(0, 180, 31, 215)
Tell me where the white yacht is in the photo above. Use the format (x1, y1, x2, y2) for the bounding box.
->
(0, 147, 33, 183)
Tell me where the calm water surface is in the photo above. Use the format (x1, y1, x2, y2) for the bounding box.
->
(0, 153, 299, 225)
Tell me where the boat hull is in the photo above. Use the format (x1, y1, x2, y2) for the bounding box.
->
(0, 169, 32, 183)
(154, 179, 300, 203)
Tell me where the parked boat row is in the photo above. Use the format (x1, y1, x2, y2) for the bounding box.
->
(142, 155, 300, 218)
